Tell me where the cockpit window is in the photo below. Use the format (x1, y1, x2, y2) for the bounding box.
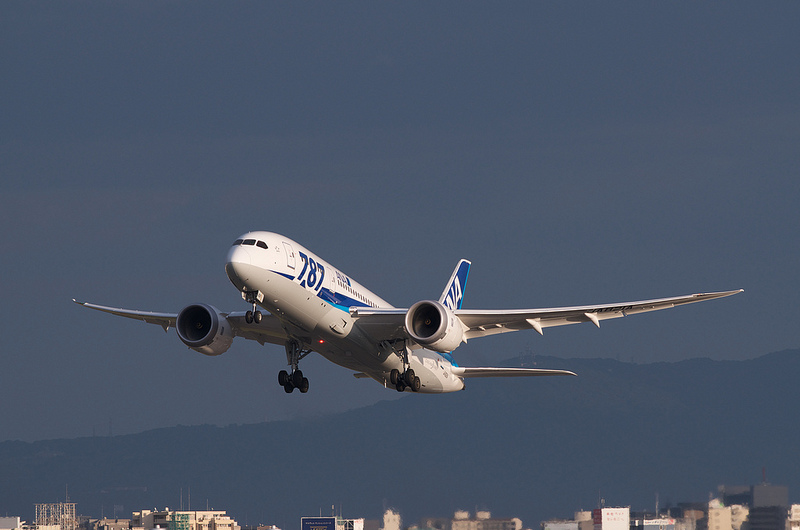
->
(233, 238, 268, 249)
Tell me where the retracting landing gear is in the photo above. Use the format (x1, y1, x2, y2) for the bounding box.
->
(279, 339, 311, 393)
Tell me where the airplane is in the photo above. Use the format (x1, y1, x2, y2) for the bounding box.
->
(75, 231, 743, 394)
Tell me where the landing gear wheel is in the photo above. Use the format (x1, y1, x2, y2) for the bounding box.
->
(282, 340, 312, 395)
(253, 310, 262, 323)
(390, 369, 400, 385)
(411, 376, 421, 392)
(245, 310, 253, 324)
(395, 381, 406, 392)
(404, 369, 416, 387)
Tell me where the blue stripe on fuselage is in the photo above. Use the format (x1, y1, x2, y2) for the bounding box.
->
(269, 268, 372, 312)
(269, 267, 459, 366)
(273, 270, 295, 281)
(318, 288, 369, 312)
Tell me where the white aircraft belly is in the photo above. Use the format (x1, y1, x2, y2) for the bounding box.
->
(235, 264, 391, 373)
(237, 264, 343, 337)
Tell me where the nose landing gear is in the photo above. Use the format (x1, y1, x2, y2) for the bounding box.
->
(243, 290, 263, 324)
(245, 309, 262, 324)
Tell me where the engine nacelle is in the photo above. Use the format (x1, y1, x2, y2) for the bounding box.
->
(176, 303, 234, 356)
(404, 300, 464, 353)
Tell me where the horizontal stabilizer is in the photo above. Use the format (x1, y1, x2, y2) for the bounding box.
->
(452, 366, 576, 378)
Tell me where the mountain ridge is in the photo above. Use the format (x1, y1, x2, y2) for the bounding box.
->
(2, 349, 798, 529)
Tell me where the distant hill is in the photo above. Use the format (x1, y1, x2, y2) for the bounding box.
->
(2, 350, 798, 530)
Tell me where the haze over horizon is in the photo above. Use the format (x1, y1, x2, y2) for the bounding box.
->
(2, 351, 799, 529)
(1, 2, 798, 442)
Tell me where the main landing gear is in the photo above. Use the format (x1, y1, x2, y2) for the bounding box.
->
(390, 368, 421, 392)
(380, 339, 421, 393)
(279, 369, 309, 393)
(280, 339, 311, 393)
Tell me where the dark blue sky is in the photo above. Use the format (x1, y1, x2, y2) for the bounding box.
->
(1, 2, 798, 442)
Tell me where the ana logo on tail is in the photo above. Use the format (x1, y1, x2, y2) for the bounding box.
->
(440, 259, 471, 311)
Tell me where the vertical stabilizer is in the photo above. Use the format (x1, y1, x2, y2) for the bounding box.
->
(439, 259, 471, 310)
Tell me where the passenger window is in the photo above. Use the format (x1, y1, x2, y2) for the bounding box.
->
(243, 239, 256, 246)
(256, 241, 268, 249)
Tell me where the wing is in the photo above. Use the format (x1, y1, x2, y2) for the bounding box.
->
(73, 300, 288, 346)
(456, 289, 743, 339)
(350, 289, 743, 343)
(73, 300, 177, 330)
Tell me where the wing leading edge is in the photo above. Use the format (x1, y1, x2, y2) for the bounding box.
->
(72, 299, 288, 346)
(456, 289, 743, 339)
(73, 300, 177, 331)
(351, 289, 743, 342)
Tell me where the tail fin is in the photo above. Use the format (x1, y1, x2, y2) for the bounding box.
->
(439, 259, 471, 310)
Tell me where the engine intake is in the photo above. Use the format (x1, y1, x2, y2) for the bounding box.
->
(176, 303, 233, 356)
(405, 300, 464, 353)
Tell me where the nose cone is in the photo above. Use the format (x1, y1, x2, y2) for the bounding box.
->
(225, 245, 253, 290)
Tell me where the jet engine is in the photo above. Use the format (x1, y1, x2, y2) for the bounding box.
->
(176, 303, 234, 356)
(405, 300, 465, 353)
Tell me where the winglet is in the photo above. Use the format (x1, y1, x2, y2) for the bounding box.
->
(440, 259, 471, 310)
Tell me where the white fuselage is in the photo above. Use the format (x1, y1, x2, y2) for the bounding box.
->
(225, 231, 465, 393)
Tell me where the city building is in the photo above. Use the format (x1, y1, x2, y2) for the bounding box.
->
(719, 488, 752, 508)
(451, 512, 521, 530)
(631, 516, 676, 530)
(88, 519, 131, 530)
(36, 503, 77, 530)
(707, 500, 748, 530)
(543, 507, 705, 530)
(300, 517, 363, 530)
(381, 510, 401, 530)
(747, 484, 788, 530)
(0, 518, 22, 530)
(541, 520, 578, 530)
(788, 505, 800, 530)
(593, 508, 630, 530)
(131, 509, 239, 530)
(417, 517, 451, 530)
